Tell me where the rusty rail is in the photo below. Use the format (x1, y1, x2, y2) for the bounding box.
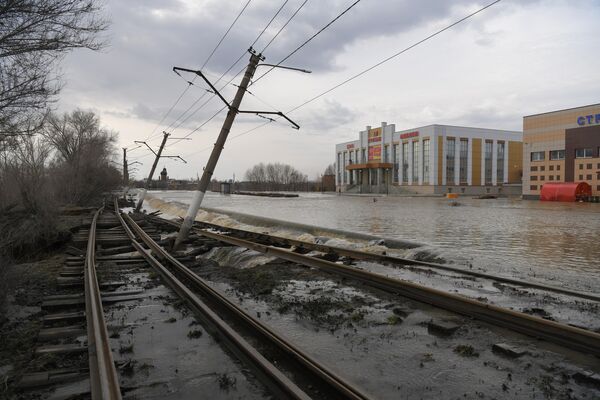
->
(149, 215, 600, 357)
(158, 217, 599, 303)
(115, 200, 372, 400)
(85, 207, 122, 400)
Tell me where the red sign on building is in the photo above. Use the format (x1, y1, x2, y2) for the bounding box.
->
(400, 131, 419, 140)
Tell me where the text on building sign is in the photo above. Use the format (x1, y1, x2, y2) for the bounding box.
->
(400, 131, 419, 140)
(577, 114, 600, 126)
(368, 127, 382, 143)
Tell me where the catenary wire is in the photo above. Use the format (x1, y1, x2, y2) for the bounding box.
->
(179, 0, 503, 162)
(287, 0, 502, 114)
(160, 0, 296, 147)
(142, 0, 254, 144)
(252, 0, 361, 86)
(260, 0, 309, 53)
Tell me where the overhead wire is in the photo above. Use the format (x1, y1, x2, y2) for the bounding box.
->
(161, 0, 297, 148)
(259, 0, 309, 53)
(287, 0, 502, 114)
(252, 0, 361, 86)
(179, 0, 503, 161)
(142, 0, 254, 144)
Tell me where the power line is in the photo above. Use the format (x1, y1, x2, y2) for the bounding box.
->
(287, 0, 502, 114)
(201, 0, 252, 71)
(252, 0, 361, 86)
(142, 0, 253, 143)
(160, 0, 294, 145)
(251, 0, 291, 48)
(179, 0, 503, 161)
(260, 0, 309, 53)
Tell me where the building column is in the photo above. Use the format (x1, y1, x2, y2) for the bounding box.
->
(504, 143, 509, 184)
(418, 139, 423, 185)
(492, 140, 498, 186)
(481, 141, 486, 185)
(467, 138, 473, 186)
(408, 143, 413, 185)
(400, 143, 405, 185)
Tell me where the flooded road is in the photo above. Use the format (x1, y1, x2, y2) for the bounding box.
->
(146, 191, 600, 292)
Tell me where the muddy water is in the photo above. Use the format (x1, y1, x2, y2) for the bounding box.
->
(146, 191, 600, 293)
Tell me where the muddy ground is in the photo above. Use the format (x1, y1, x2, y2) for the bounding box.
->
(0, 254, 66, 400)
(2, 209, 600, 400)
(189, 245, 600, 400)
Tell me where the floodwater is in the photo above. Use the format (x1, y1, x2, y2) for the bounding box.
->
(145, 191, 600, 293)
(140, 190, 600, 399)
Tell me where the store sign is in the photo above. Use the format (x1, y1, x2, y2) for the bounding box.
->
(368, 145, 381, 161)
(577, 114, 600, 126)
(368, 127, 382, 143)
(400, 131, 419, 139)
(346, 143, 355, 150)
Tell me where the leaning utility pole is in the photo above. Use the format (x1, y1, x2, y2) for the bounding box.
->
(173, 50, 261, 249)
(172, 48, 305, 250)
(135, 132, 169, 212)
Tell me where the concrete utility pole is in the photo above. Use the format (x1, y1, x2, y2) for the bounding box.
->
(173, 50, 262, 249)
(171, 48, 306, 249)
(135, 132, 170, 212)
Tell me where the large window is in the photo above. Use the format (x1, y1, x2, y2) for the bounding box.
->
(446, 138, 455, 185)
(531, 151, 545, 161)
(485, 140, 493, 185)
(459, 139, 468, 184)
(575, 148, 593, 158)
(393, 144, 399, 183)
(497, 141, 505, 184)
(402, 142, 409, 183)
(549, 150, 565, 160)
(412, 141, 419, 183)
(384, 145, 390, 163)
(422, 139, 430, 184)
(361, 148, 366, 163)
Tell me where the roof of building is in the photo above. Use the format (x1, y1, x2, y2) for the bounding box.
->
(523, 103, 600, 119)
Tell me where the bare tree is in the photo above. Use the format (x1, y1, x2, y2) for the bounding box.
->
(244, 162, 308, 191)
(0, 0, 108, 138)
(323, 163, 335, 175)
(44, 109, 120, 204)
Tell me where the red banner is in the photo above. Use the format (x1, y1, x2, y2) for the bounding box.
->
(400, 131, 419, 140)
(368, 145, 381, 161)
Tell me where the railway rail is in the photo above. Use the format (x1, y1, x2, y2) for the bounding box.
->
(114, 199, 373, 400)
(84, 207, 122, 399)
(150, 215, 599, 303)
(145, 214, 600, 357)
(18, 207, 123, 399)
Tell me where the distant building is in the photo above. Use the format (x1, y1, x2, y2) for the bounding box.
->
(523, 103, 600, 199)
(335, 122, 523, 196)
(159, 167, 168, 190)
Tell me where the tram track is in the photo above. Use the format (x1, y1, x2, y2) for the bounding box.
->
(114, 199, 373, 400)
(151, 215, 600, 303)
(143, 214, 600, 357)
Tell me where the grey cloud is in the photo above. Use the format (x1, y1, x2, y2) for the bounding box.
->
(300, 98, 358, 131)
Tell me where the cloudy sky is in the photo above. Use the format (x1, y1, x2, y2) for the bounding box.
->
(58, 0, 600, 181)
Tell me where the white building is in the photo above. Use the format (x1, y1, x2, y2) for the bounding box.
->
(335, 123, 523, 195)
